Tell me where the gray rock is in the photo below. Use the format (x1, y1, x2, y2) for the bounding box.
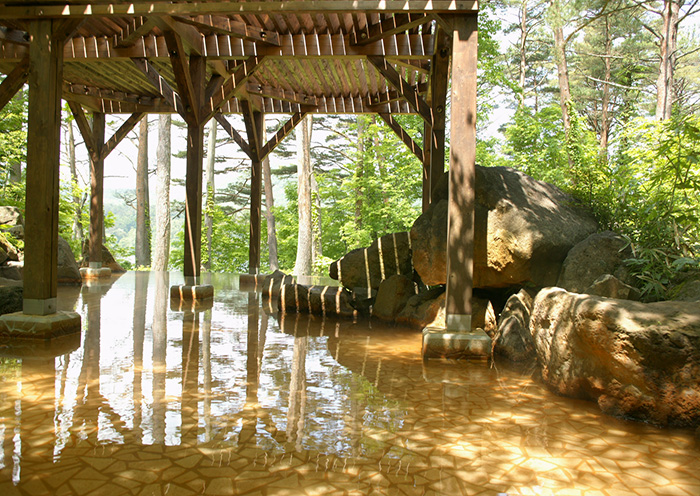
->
(278, 283, 357, 318)
(329, 231, 413, 290)
(493, 289, 536, 362)
(585, 274, 641, 301)
(0, 234, 19, 264)
(0, 263, 22, 281)
(80, 239, 126, 273)
(557, 231, 634, 293)
(0, 286, 23, 315)
(530, 287, 700, 427)
(411, 167, 598, 289)
(58, 236, 82, 285)
(372, 274, 417, 322)
(396, 287, 446, 329)
(669, 276, 700, 302)
(0, 206, 22, 228)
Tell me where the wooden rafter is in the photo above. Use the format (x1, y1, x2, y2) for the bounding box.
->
(378, 113, 423, 163)
(0, 56, 28, 111)
(173, 15, 280, 46)
(64, 83, 159, 106)
(114, 17, 156, 48)
(350, 13, 434, 46)
(0, 26, 28, 46)
(100, 112, 146, 161)
(367, 81, 428, 107)
(160, 29, 198, 123)
(259, 109, 314, 161)
(241, 100, 262, 160)
(368, 55, 433, 125)
(215, 113, 252, 160)
(131, 57, 187, 119)
(247, 84, 316, 106)
(205, 55, 264, 122)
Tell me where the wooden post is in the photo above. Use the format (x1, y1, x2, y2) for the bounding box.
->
(445, 14, 478, 331)
(23, 20, 64, 315)
(248, 111, 264, 274)
(183, 56, 205, 284)
(89, 112, 105, 268)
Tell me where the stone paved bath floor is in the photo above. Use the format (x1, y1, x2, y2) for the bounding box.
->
(1, 272, 699, 496)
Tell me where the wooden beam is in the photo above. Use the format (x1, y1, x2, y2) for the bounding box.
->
(242, 104, 264, 274)
(247, 84, 316, 106)
(114, 17, 157, 48)
(366, 81, 429, 107)
(378, 113, 423, 163)
(0, 26, 28, 46)
(64, 83, 159, 106)
(0, 2, 479, 18)
(367, 55, 433, 125)
(67, 100, 99, 162)
(214, 112, 252, 160)
(173, 15, 281, 46)
(204, 55, 264, 122)
(89, 112, 105, 267)
(161, 29, 198, 124)
(259, 110, 312, 161)
(445, 14, 478, 331)
(0, 56, 28, 112)
(65, 92, 174, 114)
(426, 27, 450, 209)
(101, 112, 146, 161)
(351, 13, 434, 46)
(131, 57, 187, 119)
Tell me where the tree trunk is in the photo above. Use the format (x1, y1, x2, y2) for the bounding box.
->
(518, 0, 528, 108)
(655, 0, 679, 120)
(262, 140, 279, 271)
(310, 170, 322, 267)
(135, 116, 151, 267)
(294, 115, 313, 276)
(355, 117, 365, 230)
(600, 15, 612, 161)
(67, 120, 83, 243)
(552, 22, 572, 134)
(152, 114, 171, 271)
(204, 119, 216, 271)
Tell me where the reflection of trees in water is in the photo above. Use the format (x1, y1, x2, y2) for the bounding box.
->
(151, 271, 168, 444)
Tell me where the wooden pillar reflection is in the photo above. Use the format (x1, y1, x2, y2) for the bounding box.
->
(89, 112, 105, 267)
(181, 311, 200, 445)
(286, 316, 307, 449)
(23, 19, 64, 315)
(132, 271, 148, 442)
(248, 112, 264, 275)
(445, 14, 478, 331)
(202, 308, 212, 442)
(19, 359, 56, 469)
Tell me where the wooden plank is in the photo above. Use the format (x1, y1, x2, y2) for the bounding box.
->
(259, 110, 311, 161)
(114, 16, 156, 48)
(351, 13, 434, 45)
(67, 100, 99, 162)
(378, 113, 423, 163)
(131, 57, 188, 119)
(0, 2, 479, 18)
(89, 112, 105, 267)
(215, 112, 252, 160)
(101, 112, 145, 160)
(173, 15, 280, 46)
(445, 14, 478, 330)
(367, 55, 433, 125)
(247, 83, 316, 106)
(0, 56, 28, 111)
(64, 83, 158, 106)
(23, 19, 63, 313)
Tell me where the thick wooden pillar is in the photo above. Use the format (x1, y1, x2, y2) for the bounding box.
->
(89, 112, 105, 267)
(247, 110, 264, 275)
(445, 14, 478, 331)
(423, 28, 450, 211)
(183, 56, 205, 283)
(23, 20, 64, 315)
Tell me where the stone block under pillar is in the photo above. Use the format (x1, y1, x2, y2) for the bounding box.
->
(422, 327, 492, 360)
(170, 297, 214, 313)
(0, 311, 81, 340)
(239, 273, 266, 291)
(79, 267, 112, 279)
(170, 284, 214, 301)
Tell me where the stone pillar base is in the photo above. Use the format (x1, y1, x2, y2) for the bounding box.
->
(80, 267, 112, 279)
(0, 311, 81, 340)
(170, 297, 214, 312)
(170, 284, 214, 301)
(422, 327, 491, 360)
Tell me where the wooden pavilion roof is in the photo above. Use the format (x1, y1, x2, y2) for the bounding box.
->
(0, 1, 478, 118)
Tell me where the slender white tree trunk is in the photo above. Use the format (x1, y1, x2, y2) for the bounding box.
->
(204, 119, 217, 271)
(152, 114, 171, 271)
(135, 116, 151, 267)
(655, 0, 679, 120)
(294, 115, 313, 276)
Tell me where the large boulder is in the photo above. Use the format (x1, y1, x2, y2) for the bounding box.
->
(557, 231, 633, 293)
(261, 270, 295, 298)
(669, 274, 700, 302)
(411, 167, 598, 288)
(278, 283, 357, 318)
(58, 236, 82, 285)
(493, 289, 536, 362)
(329, 231, 413, 290)
(372, 274, 417, 322)
(585, 274, 640, 301)
(530, 287, 700, 427)
(0, 206, 22, 228)
(0, 286, 22, 316)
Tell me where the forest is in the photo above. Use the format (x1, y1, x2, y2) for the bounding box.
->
(1, 0, 699, 302)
